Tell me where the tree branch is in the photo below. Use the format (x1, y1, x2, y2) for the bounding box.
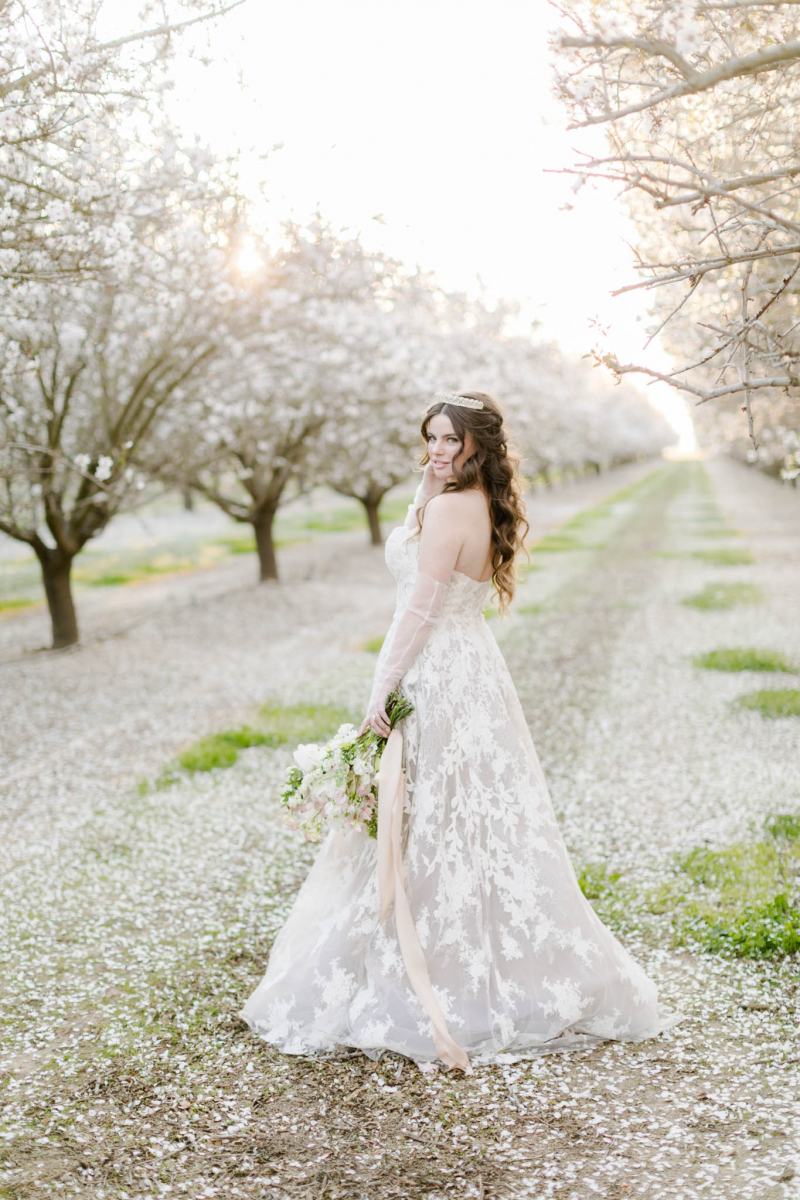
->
(98, 2, 248, 54)
(0, 2, 247, 101)
(604, 356, 796, 403)
(609, 242, 800, 294)
(561, 38, 800, 126)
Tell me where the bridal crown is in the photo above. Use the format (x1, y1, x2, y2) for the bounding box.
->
(434, 392, 484, 411)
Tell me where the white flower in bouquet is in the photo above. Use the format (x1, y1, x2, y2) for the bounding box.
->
(293, 742, 328, 773)
(280, 692, 413, 842)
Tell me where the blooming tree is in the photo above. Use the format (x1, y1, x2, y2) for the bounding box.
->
(430, 322, 675, 486)
(155, 223, 409, 576)
(0, 0, 251, 647)
(0, 0, 242, 284)
(323, 283, 494, 545)
(161, 360, 328, 583)
(552, 0, 800, 476)
(0, 203, 249, 647)
(295, 261, 675, 553)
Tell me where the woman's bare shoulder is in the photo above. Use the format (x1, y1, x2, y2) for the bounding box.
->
(426, 488, 487, 516)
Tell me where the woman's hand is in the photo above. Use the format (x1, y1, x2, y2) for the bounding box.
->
(359, 703, 391, 739)
(420, 459, 445, 500)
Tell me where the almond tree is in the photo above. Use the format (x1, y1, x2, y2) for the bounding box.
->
(161, 362, 329, 583)
(0, 207, 248, 647)
(0, 0, 250, 647)
(154, 223, 407, 577)
(0, 0, 242, 285)
(552, 0, 800, 476)
(323, 285, 476, 545)
(326, 293, 675, 538)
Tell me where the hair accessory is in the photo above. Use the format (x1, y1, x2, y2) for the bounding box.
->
(434, 392, 484, 411)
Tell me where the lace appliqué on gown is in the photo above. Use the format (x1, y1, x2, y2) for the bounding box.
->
(241, 524, 679, 1067)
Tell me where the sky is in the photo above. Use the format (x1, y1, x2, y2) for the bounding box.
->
(113, 0, 696, 449)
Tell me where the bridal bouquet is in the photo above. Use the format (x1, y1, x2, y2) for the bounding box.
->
(280, 691, 414, 843)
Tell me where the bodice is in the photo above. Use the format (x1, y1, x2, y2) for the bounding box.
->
(384, 525, 491, 621)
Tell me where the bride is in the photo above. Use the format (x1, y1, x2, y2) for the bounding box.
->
(242, 392, 678, 1073)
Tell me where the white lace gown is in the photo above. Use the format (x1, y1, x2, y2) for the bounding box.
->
(241, 523, 678, 1067)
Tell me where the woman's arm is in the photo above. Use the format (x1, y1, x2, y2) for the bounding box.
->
(361, 493, 466, 737)
(403, 462, 445, 532)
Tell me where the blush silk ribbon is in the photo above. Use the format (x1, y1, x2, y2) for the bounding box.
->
(376, 726, 472, 1074)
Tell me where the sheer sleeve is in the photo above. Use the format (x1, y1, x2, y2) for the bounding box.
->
(403, 477, 434, 532)
(368, 494, 464, 714)
(368, 571, 447, 711)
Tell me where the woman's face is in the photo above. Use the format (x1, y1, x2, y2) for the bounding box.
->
(426, 412, 475, 481)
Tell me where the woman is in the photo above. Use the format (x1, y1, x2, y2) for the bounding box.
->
(242, 392, 678, 1073)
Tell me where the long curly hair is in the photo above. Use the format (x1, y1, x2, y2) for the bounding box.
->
(419, 392, 528, 614)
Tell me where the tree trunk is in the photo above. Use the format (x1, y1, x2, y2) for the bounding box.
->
(358, 485, 386, 546)
(182, 486, 194, 512)
(252, 507, 279, 581)
(361, 495, 383, 546)
(37, 549, 79, 649)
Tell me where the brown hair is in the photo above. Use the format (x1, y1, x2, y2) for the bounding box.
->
(419, 392, 528, 614)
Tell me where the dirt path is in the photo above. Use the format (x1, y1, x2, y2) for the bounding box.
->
(1, 458, 798, 1200)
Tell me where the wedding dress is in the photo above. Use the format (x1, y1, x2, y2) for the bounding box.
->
(242, 492, 678, 1071)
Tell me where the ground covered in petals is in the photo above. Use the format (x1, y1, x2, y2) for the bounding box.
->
(1, 459, 798, 1200)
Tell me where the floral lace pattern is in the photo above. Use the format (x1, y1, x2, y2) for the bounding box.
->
(241, 525, 677, 1065)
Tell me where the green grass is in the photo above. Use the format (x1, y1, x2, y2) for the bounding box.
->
(682, 582, 763, 610)
(145, 702, 356, 788)
(278, 494, 412, 539)
(482, 605, 499, 620)
(696, 524, 740, 538)
(5, 539, 241, 604)
(375, 495, 414, 523)
(655, 544, 745, 560)
(258, 701, 355, 745)
(692, 548, 754, 566)
(0, 490, 418, 611)
(90, 570, 148, 586)
(362, 635, 385, 653)
(578, 862, 622, 901)
(575, 861, 633, 933)
(74, 546, 227, 588)
(765, 813, 800, 840)
(595, 466, 666, 506)
(178, 726, 270, 773)
(0, 597, 36, 612)
(690, 893, 800, 957)
(303, 508, 366, 533)
(516, 558, 539, 580)
(213, 533, 310, 553)
(518, 604, 542, 615)
(736, 689, 800, 718)
(693, 648, 796, 674)
(214, 535, 257, 554)
(530, 464, 671, 552)
(530, 534, 583, 553)
(578, 811, 800, 959)
(669, 823, 800, 957)
(562, 506, 613, 532)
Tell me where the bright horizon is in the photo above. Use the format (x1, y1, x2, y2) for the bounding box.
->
(110, 0, 697, 450)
